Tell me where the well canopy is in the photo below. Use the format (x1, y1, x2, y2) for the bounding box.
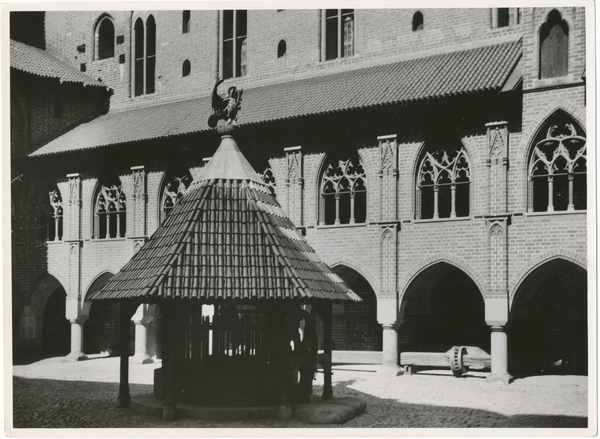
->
(90, 136, 359, 303)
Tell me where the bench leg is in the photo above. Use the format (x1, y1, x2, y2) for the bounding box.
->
(404, 365, 413, 376)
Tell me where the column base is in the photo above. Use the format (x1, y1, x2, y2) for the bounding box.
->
(162, 405, 177, 421)
(378, 365, 401, 377)
(117, 394, 131, 408)
(132, 354, 154, 364)
(486, 372, 513, 385)
(277, 405, 292, 421)
(65, 352, 87, 362)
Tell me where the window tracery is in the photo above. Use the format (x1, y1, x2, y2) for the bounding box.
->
(529, 117, 586, 212)
(95, 183, 126, 238)
(38, 185, 63, 242)
(320, 155, 366, 225)
(417, 147, 470, 219)
(161, 174, 192, 222)
(261, 168, 276, 197)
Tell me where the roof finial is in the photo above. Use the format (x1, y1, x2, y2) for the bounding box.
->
(207, 78, 243, 135)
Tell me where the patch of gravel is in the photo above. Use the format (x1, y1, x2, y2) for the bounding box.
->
(10, 357, 589, 429)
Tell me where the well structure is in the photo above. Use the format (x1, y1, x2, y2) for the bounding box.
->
(90, 125, 359, 420)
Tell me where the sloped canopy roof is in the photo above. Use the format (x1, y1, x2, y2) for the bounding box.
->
(10, 39, 107, 88)
(90, 135, 359, 302)
(31, 39, 521, 157)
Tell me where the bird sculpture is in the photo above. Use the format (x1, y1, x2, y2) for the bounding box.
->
(207, 78, 243, 128)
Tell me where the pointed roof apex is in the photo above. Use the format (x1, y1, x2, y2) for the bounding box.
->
(199, 135, 263, 183)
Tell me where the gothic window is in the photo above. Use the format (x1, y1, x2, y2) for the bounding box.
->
(133, 15, 156, 96)
(412, 11, 424, 31)
(160, 173, 192, 223)
(182, 10, 190, 33)
(324, 9, 354, 61)
(528, 114, 586, 212)
(320, 155, 366, 225)
(95, 15, 115, 60)
(95, 178, 126, 239)
(539, 9, 568, 79)
(416, 145, 470, 220)
(37, 183, 63, 242)
(221, 10, 247, 79)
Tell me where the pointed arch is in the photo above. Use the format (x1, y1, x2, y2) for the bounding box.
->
(94, 14, 115, 60)
(93, 172, 126, 239)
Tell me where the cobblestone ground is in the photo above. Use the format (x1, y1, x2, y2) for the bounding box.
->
(10, 356, 590, 430)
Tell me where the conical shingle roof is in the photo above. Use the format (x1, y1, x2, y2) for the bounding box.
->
(90, 135, 359, 302)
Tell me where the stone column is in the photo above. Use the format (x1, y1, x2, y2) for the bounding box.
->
(132, 304, 154, 364)
(66, 316, 88, 362)
(487, 326, 512, 384)
(381, 324, 398, 367)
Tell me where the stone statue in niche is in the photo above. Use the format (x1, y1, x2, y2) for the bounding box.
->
(207, 78, 243, 129)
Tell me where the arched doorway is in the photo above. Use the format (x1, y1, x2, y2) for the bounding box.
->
(83, 273, 133, 355)
(330, 265, 381, 351)
(510, 259, 587, 376)
(42, 287, 70, 356)
(399, 262, 488, 353)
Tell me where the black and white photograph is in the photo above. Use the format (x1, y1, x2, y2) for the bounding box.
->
(3, 2, 596, 435)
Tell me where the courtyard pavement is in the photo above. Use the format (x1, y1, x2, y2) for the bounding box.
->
(9, 355, 591, 432)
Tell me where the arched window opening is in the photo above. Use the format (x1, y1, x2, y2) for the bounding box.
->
(133, 15, 156, 96)
(412, 11, 424, 31)
(528, 113, 586, 212)
(320, 155, 367, 225)
(277, 39, 286, 58)
(417, 145, 470, 220)
(182, 10, 190, 33)
(37, 183, 63, 242)
(539, 9, 568, 79)
(182, 59, 191, 77)
(96, 15, 115, 60)
(161, 173, 192, 223)
(95, 178, 126, 239)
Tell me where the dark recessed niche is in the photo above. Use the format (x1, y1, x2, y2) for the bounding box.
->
(119, 54, 125, 64)
(77, 44, 85, 53)
(80, 63, 86, 72)
(117, 35, 124, 44)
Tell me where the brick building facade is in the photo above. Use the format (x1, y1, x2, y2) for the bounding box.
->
(10, 7, 589, 381)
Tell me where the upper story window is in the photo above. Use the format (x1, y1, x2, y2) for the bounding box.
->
(416, 143, 470, 220)
(95, 15, 115, 60)
(182, 59, 191, 77)
(492, 8, 521, 28)
(324, 9, 354, 61)
(539, 9, 568, 79)
(277, 39, 287, 58)
(94, 177, 126, 239)
(133, 15, 156, 96)
(182, 10, 190, 33)
(160, 173, 192, 223)
(412, 11, 424, 31)
(319, 155, 366, 225)
(37, 183, 63, 242)
(221, 10, 247, 79)
(528, 112, 586, 213)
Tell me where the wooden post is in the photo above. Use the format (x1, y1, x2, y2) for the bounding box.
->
(321, 303, 333, 400)
(117, 300, 134, 408)
(276, 304, 292, 420)
(160, 302, 178, 421)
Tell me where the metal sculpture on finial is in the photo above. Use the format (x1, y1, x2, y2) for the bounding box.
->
(207, 78, 243, 134)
